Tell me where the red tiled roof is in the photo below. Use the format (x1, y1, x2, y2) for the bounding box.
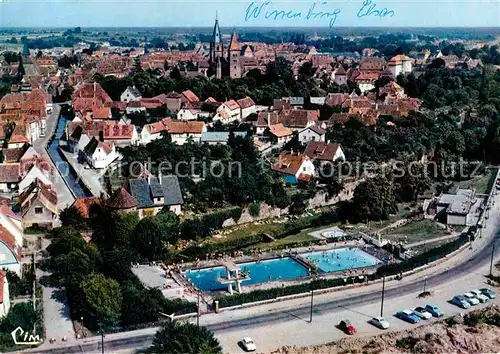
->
(269, 123, 292, 138)
(105, 187, 138, 210)
(224, 100, 240, 111)
(181, 90, 199, 103)
(71, 197, 101, 218)
(0, 164, 20, 183)
(237, 97, 255, 109)
(272, 152, 310, 176)
(92, 107, 111, 120)
(163, 119, 205, 134)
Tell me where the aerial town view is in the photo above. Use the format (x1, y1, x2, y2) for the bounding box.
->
(0, 0, 499, 353)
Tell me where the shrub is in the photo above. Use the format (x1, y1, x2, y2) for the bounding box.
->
(215, 276, 368, 308)
(249, 203, 260, 217)
(230, 207, 243, 222)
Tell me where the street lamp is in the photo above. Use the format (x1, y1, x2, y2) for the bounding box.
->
(309, 269, 315, 323)
(490, 242, 497, 277)
(423, 276, 427, 294)
(380, 275, 386, 317)
(98, 323, 105, 354)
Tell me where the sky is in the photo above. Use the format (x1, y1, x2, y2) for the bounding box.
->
(0, 0, 499, 28)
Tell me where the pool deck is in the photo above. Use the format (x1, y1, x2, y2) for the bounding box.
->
(178, 241, 394, 294)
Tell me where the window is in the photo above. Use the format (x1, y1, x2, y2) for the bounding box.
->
(34, 207, 43, 214)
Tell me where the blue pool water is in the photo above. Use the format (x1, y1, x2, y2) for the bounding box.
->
(301, 248, 381, 273)
(184, 257, 309, 292)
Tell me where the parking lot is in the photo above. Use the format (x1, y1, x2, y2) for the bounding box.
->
(211, 268, 499, 353)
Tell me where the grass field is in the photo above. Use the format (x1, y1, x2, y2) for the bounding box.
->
(382, 219, 448, 245)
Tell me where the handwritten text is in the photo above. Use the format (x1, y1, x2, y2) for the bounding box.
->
(245, 1, 341, 28)
(357, 0, 395, 18)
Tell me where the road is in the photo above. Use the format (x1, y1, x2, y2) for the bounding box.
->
(25, 191, 500, 353)
(33, 104, 75, 211)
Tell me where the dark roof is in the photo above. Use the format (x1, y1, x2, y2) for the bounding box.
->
(83, 137, 99, 155)
(127, 175, 183, 208)
(304, 141, 343, 162)
(3, 146, 27, 163)
(105, 187, 138, 209)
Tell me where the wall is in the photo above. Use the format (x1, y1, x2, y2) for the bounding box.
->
(220, 179, 360, 228)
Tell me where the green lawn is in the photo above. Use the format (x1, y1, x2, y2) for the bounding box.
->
(208, 222, 287, 244)
(382, 219, 448, 244)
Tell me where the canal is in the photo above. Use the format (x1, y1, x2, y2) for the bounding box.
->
(47, 115, 91, 198)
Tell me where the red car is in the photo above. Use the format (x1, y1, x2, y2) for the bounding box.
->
(339, 320, 357, 335)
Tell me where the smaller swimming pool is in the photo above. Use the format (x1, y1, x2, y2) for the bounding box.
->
(184, 257, 309, 292)
(301, 248, 381, 273)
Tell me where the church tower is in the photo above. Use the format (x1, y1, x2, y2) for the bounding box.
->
(210, 13, 224, 79)
(228, 30, 241, 79)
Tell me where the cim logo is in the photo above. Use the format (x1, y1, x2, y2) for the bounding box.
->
(11, 327, 43, 345)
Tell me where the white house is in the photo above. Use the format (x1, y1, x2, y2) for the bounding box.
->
(268, 124, 293, 145)
(298, 125, 326, 144)
(120, 86, 142, 102)
(271, 152, 316, 184)
(388, 55, 412, 77)
(236, 97, 256, 119)
(177, 108, 210, 121)
(18, 165, 52, 193)
(304, 141, 346, 164)
(166, 120, 207, 145)
(213, 100, 241, 123)
(140, 121, 167, 145)
(82, 138, 117, 169)
(0, 164, 21, 193)
(0, 271, 10, 318)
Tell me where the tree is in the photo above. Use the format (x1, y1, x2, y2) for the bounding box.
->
(394, 163, 431, 202)
(81, 274, 122, 330)
(350, 175, 398, 222)
(130, 217, 166, 260)
(150, 321, 222, 354)
(59, 205, 87, 229)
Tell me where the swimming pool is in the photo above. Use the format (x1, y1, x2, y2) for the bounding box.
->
(184, 257, 310, 292)
(301, 248, 381, 273)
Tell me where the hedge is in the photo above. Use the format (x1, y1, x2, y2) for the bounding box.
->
(215, 276, 368, 308)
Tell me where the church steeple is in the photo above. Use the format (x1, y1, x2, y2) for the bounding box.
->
(229, 30, 240, 52)
(210, 12, 224, 79)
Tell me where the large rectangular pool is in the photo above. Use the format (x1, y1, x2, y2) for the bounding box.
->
(301, 248, 381, 273)
(184, 257, 309, 292)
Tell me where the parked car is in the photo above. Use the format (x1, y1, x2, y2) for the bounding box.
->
(463, 292, 480, 305)
(395, 310, 421, 324)
(470, 289, 489, 303)
(425, 304, 444, 317)
(413, 306, 432, 320)
(480, 288, 496, 299)
(240, 337, 256, 352)
(339, 320, 357, 335)
(369, 317, 390, 329)
(451, 295, 471, 309)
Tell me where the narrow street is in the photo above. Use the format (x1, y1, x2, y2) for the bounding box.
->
(33, 104, 76, 211)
